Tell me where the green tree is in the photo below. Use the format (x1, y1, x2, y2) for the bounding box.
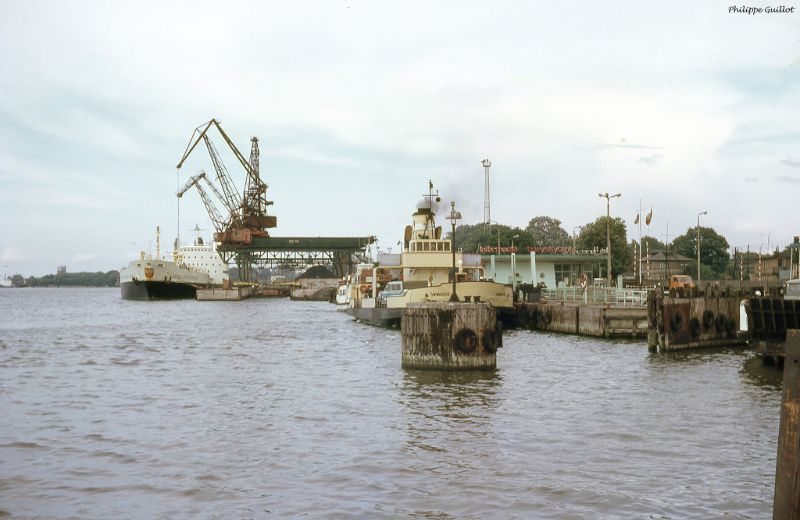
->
(452, 222, 530, 253)
(15, 271, 119, 287)
(671, 226, 730, 277)
(525, 216, 570, 247)
(576, 216, 632, 277)
(640, 235, 666, 252)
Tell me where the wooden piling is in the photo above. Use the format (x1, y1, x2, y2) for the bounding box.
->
(401, 302, 500, 370)
(774, 329, 800, 520)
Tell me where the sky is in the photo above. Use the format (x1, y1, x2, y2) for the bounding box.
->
(1, 1, 799, 276)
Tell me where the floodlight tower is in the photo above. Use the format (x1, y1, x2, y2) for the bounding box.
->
(481, 159, 491, 234)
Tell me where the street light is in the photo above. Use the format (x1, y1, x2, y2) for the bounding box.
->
(447, 201, 462, 302)
(511, 234, 520, 293)
(697, 211, 707, 282)
(598, 192, 621, 286)
(572, 225, 585, 252)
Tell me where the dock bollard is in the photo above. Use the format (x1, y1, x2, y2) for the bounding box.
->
(401, 302, 501, 370)
(773, 329, 800, 519)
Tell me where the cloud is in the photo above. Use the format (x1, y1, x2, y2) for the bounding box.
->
(72, 252, 99, 263)
(0, 246, 27, 263)
(637, 153, 664, 166)
(597, 142, 661, 150)
(776, 175, 800, 184)
(781, 157, 800, 168)
(1, 1, 799, 274)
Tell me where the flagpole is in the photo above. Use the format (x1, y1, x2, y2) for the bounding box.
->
(638, 198, 642, 286)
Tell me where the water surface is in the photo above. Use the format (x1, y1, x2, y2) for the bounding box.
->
(0, 288, 782, 518)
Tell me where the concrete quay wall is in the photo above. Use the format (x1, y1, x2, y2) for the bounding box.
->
(513, 302, 648, 339)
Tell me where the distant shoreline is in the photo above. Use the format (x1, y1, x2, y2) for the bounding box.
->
(3, 271, 119, 288)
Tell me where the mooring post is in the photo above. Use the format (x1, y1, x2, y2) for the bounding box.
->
(401, 302, 500, 370)
(774, 329, 800, 520)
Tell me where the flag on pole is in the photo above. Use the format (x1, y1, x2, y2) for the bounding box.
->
(645, 208, 653, 225)
(634, 213, 640, 224)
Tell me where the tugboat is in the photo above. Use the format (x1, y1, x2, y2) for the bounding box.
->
(345, 181, 513, 327)
(119, 226, 229, 300)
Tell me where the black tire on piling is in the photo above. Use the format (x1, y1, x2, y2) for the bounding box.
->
(454, 328, 478, 353)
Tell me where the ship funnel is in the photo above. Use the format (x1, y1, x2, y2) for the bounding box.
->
(416, 197, 441, 213)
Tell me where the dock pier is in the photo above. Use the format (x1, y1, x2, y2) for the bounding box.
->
(402, 302, 501, 370)
(513, 301, 648, 338)
(648, 289, 746, 352)
(196, 286, 254, 301)
(773, 329, 800, 519)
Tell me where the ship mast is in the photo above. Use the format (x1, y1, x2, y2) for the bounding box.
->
(420, 180, 440, 238)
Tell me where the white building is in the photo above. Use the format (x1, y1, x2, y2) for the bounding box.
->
(481, 250, 608, 288)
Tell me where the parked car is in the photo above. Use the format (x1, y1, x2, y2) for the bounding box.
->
(785, 279, 800, 300)
(668, 275, 695, 290)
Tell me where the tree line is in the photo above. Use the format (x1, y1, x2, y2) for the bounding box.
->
(6, 271, 119, 287)
(452, 215, 744, 280)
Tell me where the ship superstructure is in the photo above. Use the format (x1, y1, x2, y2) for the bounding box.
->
(345, 181, 512, 326)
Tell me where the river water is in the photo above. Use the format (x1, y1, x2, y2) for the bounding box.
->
(0, 288, 783, 519)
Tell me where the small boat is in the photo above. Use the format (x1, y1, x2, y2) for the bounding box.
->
(335, 279, 351, 305)
(345, 181, 513, 327)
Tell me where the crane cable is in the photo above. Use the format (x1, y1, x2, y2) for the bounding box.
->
(176, 167, 181, 258)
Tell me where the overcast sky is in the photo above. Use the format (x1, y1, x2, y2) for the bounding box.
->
(1, 1, 799, 276)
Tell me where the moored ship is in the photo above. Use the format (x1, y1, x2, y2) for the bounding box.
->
(120, 226, 229, 300)
(345, 181, 513, 327)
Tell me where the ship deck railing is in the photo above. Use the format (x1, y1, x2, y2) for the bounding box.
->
(541, 287, 650, 306)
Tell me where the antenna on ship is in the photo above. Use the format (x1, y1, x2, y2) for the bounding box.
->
(421, 179, 441, 238)
(193, 223, 204, 246)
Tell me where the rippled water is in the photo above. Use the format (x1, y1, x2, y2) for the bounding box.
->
(0, 288, 783, 519)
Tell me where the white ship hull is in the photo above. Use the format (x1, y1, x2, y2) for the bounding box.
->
(119, 258, 213, 301)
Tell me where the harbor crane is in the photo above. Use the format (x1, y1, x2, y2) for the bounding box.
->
(176, 171, 229, 235)
(176, 118, 277, 243)
(176, 118, 375, 281)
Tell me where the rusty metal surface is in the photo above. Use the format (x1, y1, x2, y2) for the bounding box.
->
(773, 330, 800, 520)
(648, 292, 746, 352)
(749, 297, 800, 342)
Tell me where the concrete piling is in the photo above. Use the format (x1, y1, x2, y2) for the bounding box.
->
(773, 329, 800, 520)
(401, 302, 501, 370)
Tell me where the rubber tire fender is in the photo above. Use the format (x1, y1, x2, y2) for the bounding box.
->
(725, 317, 737, 338)
(702, 310, 715, 330)
(670, 312, 684, 333)
(454, 328, 478, 354)
(715, 314, 727, 333)
(689, 317, 701, 338)
(482, 329, 498, 352)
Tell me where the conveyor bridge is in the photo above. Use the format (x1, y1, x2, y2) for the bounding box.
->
(218, 235, 375, 280)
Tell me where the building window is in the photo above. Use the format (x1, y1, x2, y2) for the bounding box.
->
(554, 263, 588, 286)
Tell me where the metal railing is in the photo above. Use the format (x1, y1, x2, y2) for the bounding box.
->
(541, 287, 650, 306)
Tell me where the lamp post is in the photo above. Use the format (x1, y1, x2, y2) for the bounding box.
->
(572, 225, 584, 252)
(696, 211, 707, 282)
(511, 234, 520, 293)
(598, 192, 621, 286)
(481, 159, 491, 233)
(448, 201, 462, 302)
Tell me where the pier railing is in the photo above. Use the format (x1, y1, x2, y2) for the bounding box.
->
(541, 287, 649, 306)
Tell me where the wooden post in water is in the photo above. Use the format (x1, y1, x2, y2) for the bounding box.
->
(774, 329, 800, 520)
(402, 302, 501, 370)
